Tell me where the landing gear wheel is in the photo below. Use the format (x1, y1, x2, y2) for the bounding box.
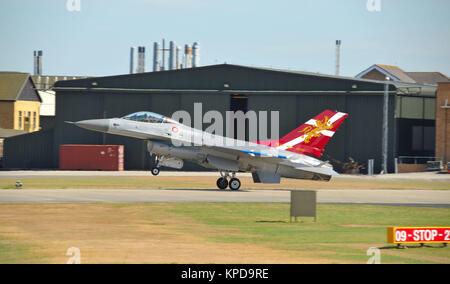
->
(229, 178, 241, 191)
(151, 167, 160, 176)
(216, 177, 229, 190)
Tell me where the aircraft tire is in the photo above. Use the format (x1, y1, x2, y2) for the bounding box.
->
(216, 177, 228, 190)
(151, 167, 160, 176)
(229, 178, 241, 191)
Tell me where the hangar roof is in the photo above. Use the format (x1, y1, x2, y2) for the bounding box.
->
(53, 64, 435, 96)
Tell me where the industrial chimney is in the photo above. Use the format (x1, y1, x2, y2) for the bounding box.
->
(130, 47, 135, 74)
(161, 39, 166, 71)
(137, 46, 145, 73)
(169, 41, 176, 70)
(192, 42, 200, 68)
(335, 40, 342, 76)
(33, 50, 43, 76)
(153, 42, 160, 72)
(184, 44, 193, 68)
(176, 45, 181, 70)
(152, 40, 200, 71)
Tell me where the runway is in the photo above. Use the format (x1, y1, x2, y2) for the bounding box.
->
(0, 188, 449, 207)
(1, 170, 449, 181)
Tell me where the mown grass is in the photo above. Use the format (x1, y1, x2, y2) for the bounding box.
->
(0, 203, 449, 264)
(0, 176, 448, 190)
(0, 240, 49, 264)
(168, 203, 450, 264)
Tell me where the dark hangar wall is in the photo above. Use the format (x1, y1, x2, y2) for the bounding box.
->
(54, 91, 231, 170)
(13, 64, 395, 172)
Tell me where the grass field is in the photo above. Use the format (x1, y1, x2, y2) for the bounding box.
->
(0, 176, 449, 190)
(0, 203, 449, 264)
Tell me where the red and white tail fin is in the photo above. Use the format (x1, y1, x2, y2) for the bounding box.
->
(276, 110, 348, 158)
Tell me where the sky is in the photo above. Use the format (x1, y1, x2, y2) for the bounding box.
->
(0, 0, 449, 77)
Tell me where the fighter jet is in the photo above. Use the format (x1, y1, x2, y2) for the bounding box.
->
(67, 110, 348, 190)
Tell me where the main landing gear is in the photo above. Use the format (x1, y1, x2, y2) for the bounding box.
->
(217, 171, 241, 191)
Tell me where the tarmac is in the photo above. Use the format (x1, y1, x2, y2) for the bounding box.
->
(1, 170, 449, 180)
(0, 188, 449, 207)
(0, 171, 448, 207)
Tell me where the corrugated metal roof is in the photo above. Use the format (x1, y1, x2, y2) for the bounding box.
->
(53, 64, 436, 97)
(54, 63, 396, 90)
(0, 72, 29, 101)
(225, 64, 399, 85)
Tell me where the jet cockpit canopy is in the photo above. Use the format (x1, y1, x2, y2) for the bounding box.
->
(121, 111, 178, 124)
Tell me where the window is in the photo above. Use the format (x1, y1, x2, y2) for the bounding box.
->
(18, 111, 22, 129)
(33, 112, 36, 130)
(412, 126, 435, 152)
(423, 126, 435, 151)
(122, 112, 167, 124)
(411, 126, 423, 151)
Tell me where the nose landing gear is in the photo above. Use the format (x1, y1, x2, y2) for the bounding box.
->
(216, 171, 241, 190)
(151, 155, 161, 176)
(151, 167, 160, 176)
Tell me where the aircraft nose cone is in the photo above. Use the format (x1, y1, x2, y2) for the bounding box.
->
(73, 119, 110, 132)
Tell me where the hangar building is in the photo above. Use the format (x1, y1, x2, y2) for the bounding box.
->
(4, 64, 437, 173)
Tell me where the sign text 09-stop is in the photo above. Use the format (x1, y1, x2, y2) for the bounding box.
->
(387, 227, 450, 244)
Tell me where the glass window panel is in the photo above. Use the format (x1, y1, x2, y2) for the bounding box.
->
(423, 126, 435, 151)
(411, 126, 423, 151)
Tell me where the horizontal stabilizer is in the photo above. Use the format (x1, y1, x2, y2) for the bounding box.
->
(296, 167, 339, 177)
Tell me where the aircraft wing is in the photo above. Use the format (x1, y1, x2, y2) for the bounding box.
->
(208, 143, 289, 163)
(169, 132, 337, 177)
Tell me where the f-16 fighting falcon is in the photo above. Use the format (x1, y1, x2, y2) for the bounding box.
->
(67, 110, 348, 190)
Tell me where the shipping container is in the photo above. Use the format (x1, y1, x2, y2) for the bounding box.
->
(60, 145, 124, 171)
